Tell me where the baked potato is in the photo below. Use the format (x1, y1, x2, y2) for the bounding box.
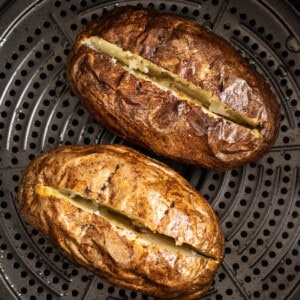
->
(66, 6, 280, 171)
(17, 144, 225, 299)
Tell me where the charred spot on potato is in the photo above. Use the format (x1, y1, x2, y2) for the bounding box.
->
(84, 187, 91, 196)
(209, 60, 215, 69)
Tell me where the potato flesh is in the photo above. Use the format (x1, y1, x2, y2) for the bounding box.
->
(82, 37, 260, 134)
(36, 184, 213, 259)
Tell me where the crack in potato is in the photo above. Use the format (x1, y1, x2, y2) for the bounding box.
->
(82, 37, 261, 137)
(36, 184, 216, 260)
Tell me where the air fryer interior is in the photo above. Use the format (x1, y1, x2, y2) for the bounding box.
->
(0, 0, 299, 299)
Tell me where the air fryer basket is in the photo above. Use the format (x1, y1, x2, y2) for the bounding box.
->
(0, 0, 299, 299)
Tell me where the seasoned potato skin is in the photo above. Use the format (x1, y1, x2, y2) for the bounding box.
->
(18, 144, 224, 299)
(66, 6, 280, 171)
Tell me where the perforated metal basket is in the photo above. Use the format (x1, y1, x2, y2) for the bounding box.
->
(0, 0, 299, 299)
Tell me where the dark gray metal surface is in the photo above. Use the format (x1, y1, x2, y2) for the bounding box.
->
(0, 0, 299, 299)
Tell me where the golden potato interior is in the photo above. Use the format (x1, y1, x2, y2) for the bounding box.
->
(36, 184, 216, 259)
(82, 37, 261, 136)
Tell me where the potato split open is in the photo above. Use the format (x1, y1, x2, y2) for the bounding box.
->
(83, 37, 260, 134)
(36, 184, 216, 259)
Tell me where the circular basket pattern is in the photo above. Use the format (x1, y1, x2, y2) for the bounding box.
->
(0, 0, 299, 299)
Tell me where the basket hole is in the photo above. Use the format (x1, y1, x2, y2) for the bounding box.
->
(192, 9, 199, 16)
(60, 10, 67, 17)
(35, 261, 43, 268)
(225, 221, 232, 228)
(240, 199, 247, 206)
(286, 88, 293, 96)
(225, 247, 231, 254)
(80, 18, 88, 26)
(230, 7, 237, 14)
(226, 289, 233, 295)
(241, 255, 248, 262)
(262, 259, 268, 267)
(170, 4, 177, 11)
(292, 211, 298, 218)
(278, 284, 286, 290)
(72, 269, 78, 276)
(274, 42, 281, 49)
(27, 252, 34, 259)
(72, 119, 79, 127)
(256, 238, 264, 245)
(5, 62, 11, 69)
(83, 137, 91, 144)
(262, 283, 269, 290)
(288, 60, 295, 67)
(240, 13, 247, 20)
(218, 201, 225, 209)
(157, 3, 165, 10)
(231, 170, 238, 176)
(21, 270, 27, 278)
(253, 291, 261, 298)
(287, 274, 295, 282)
(240, 231, 247, 238)
(245, 187, 252, 194)
(15, 79, 21, 86)
(181, 7, 189, 14)
(247, 221, 254, 228)
(277, 198, 285, 205)
(233, 211, 240, 218)
(14, 233, 21, 240)
(233, 239, 240, 247)
(228, 181, 235, 188)
(97, 282, 104, 290)
(11, 53, 18, 60)
(274, 209, 281, 216)
(203, 13, 211, 20)
(233, 29, 241, 36)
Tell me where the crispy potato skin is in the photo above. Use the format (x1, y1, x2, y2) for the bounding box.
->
(18, 144, 224, 299)
(66, 6, 280, 171)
